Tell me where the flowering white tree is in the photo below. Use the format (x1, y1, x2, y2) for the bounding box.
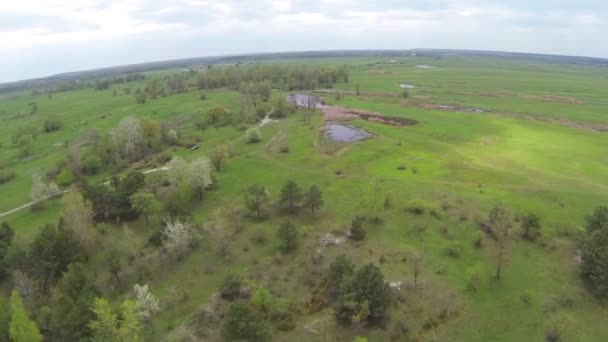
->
(163, 217, 193, 258)
(189, 157, 213, 200)
(133, 283, 160, 321)
(115, 116, 144, 161)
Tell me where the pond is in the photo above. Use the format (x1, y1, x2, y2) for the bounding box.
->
(287, 94, 323, 108)
(323, 123, 373, 143)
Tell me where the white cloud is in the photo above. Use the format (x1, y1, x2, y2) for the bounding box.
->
(0, 0, 607, 82)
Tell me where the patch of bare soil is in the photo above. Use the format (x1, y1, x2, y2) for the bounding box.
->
(321, 106, 417, 126)
(524, 95, 581, 104)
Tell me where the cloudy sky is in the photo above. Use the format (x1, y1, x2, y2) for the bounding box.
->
(1, 0, 606, 82)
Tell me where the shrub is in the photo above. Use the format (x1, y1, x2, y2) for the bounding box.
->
(56, 168, 74, 187)
(444, 242, 462, 258)
(251, 230, 268, 245)
(406, 199, 427, 215)
(521, 213, 541, 241)
(350, 216, 366, 241)
(222, 302, 270, 342)
(0, 169, 16, 184)
(43, 117, 63, 132)
(246, 128, 262, 143)
(276, 222, 298, 253)
(82, 153, 102, 175)
(220, 274, 242, 300)
(251, 287, 273, 312)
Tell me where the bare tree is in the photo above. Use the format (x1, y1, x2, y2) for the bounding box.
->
(62, 191, 97, 260)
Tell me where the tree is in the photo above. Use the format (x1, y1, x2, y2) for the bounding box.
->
(89, 297, 143, 342)
(9, 290, 42, 342)
(130, 191, 160, 224)
(222, 302, 270, 342)
(335, 263, 391, 324)
(350, 216, 366, 241)
(163, 217, 193, 258)
(141, 118, 161, 152)
(489, 204, 512, 280)
(189, 157, 213, 200)
(0, 222, 14, 280)
(246, 128, 262, 143)
(30, 173, 50, 209)
(304, 184, 324, 216)
(132, 284, 160, 321)
(211, 145, 230, 171)
(0, 296, 9, 342)
(206, 106, 232, 126)
(26, 224, 82, 293)
(355, 84, 361, 96)
(62, 191, 97, 260)
(279, 180, 302, 214)
(114, 117, 144, 161)
(276, 221, 298, 253)
(17, 134, 34, 157)
(521, 213, 541, 241)
(581, 206, 608, 298)
(52, 263, 99, 342)
(244, 184, 269, 218)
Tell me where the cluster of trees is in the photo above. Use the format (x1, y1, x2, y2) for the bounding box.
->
(0, 184, 164, 341)
(244, 181, 324, 218)
(581, 206, 608, 298)
(135, 74, 189, 104)
(61, 116, 173, 184)
(83, 171, 146, 221)
(306, 256, 392, 325)
(197, 64, 349, 91)
(95, 73, 147, 91)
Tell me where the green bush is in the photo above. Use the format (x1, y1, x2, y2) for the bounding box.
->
(0, 169, 16, 184)
(246, 128, 262, 143)
(350, 216, 366, 241)
(220, 274, 242, 301)
(56, 168, 74, 187)
(222, 302, 270, 342)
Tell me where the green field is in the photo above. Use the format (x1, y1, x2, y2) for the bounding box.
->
(1, 55, 608, 341)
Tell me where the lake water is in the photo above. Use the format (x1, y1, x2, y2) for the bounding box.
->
(323, 123, 373, 142)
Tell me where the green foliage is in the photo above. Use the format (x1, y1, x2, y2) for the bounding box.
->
(0, 222, 13, 280)
(0, 296, 8, 342)
(350, 216, 366, 241)
(89, 297, 143, 342)
(220, 274, 242, 300)
(43, 116, 63, 132)
(279, 180, 302, 214)
(276, 221, 299, 253)
(246, 127, 262, 143)
(271, 95, 295, 118)
(57, 167, 74, 187)
(82, 152, 102, 175)
(304, 184, 324, 216)
(52, 263, 99, 342)
(245, 184, 269, 218)
(334, 263, 391, 324)
(83, 171, 145, 221)
(0, 169, 16, 185)
(9, 290, 42, 342)
(251, 287, 273, 312)
(205, 105, 232, 127)
(354, 337, 368, 342)
(222, 302, 270, 342)
(130, 191, 161, 224)
(521, 213, 541, 240)
(581, 206, 608, 298)
(26, 224, 83, 292)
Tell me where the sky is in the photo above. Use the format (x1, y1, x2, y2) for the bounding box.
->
(1, 0, 607, 82)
